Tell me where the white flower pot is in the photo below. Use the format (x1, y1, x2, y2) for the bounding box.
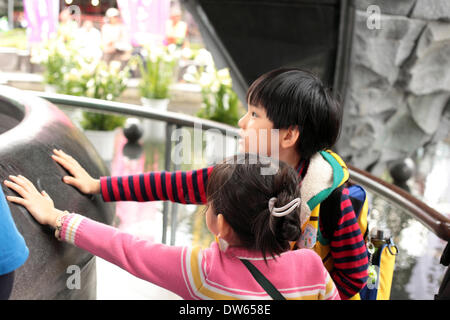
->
(141, 97, 170, 110)
(84, 129, 118, 162)
(45, 84, 57, 93)
(140, 97, 170, 142)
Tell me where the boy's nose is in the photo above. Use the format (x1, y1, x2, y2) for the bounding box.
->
(238, 113, 247, 129)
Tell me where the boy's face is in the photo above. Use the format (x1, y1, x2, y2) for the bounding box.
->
(238, 104, 277, 157)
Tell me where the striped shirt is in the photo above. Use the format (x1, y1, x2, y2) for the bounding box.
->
(325, 187, 369, 299)
(60, 213, 340, 300)
(99, 161, 368, 299)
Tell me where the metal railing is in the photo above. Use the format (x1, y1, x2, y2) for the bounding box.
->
(34, 91, 241, 137)
(33, 91, 239, 244)
(348, 165, 450, 242)
(33, 91, 450, 243)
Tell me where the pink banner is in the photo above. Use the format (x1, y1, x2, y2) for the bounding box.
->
(117, 0, 171, 47)
(23, 0, 59, 44)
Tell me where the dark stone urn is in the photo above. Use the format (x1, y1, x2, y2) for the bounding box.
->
(0, 85, 115, 299)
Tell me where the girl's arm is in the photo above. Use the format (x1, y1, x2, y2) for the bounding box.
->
(51, 149, 212, 205)
(3, 174, 199, 299)
(59, 213, 194, 298)
(321, 268, 341, 300)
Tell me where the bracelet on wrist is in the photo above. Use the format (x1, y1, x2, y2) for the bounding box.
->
(54, 211, 71, 241)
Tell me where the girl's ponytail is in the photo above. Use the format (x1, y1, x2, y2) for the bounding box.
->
(253, 165, 302, 261)
(207, 155, 302, 262)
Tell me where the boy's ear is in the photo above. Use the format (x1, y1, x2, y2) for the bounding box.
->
(279, 126, 300, 149)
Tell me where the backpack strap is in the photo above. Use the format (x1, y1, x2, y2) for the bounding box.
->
(436, 242, 450, 300)
(239, 259, 286, 300)
(319, 186, 344, 240)
(319, 184, 366, 240)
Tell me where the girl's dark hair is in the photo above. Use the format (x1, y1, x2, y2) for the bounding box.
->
(246, 68, 342, 160)
(206, 154, 302, 261)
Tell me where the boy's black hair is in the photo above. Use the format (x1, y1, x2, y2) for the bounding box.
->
(207, 153, 302, 262)
(246, 68, 342, 160)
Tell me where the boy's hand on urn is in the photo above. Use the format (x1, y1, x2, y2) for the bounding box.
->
(51, 149, 100, 194)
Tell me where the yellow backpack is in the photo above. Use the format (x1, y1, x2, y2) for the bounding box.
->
(299, 151, 398, 300)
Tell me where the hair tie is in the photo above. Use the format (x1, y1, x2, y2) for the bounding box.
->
(268, 197, 301, 217)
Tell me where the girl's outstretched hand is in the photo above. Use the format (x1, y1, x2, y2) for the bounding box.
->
(51, 149, 100, 194)
(4, 175, 64, 228)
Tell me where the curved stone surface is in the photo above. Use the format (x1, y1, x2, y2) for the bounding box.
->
(407, 92, 450, 135)
(408, 22, 450, 95)
(353, 10, 425, 85)
(411, 0, 450, 22)
(0, 85, 115, 299)
(354, 0, 417, 17)
(338, 7, 450, 173)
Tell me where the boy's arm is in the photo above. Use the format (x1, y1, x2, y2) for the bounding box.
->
(99, 166, 214, 205)
(51, 149, 213, 205)
(59, 213, 199, 299)
(328, 187, 369, 299)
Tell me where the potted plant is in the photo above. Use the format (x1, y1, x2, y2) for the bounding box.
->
(183, 49, 241, 126)
(80, 60, 130, 161)
(33, 28, 130, 161)
(31, 28, 80, 93)
(134, 43, 179, 141)
(30, 24, 85, 94)
(183, 50, 242, 163)
(137, 43, 179, 106)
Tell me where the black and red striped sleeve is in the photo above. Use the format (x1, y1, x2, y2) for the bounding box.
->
(99, 166, 214, 205)
(329, 187, 369, 299)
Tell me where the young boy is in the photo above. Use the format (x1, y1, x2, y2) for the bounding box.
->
(51, 68, 368, 299)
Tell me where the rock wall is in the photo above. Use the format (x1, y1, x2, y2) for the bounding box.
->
(337, 0, 450, 174)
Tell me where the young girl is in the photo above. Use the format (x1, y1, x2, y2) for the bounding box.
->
(4, 154, 339, 300)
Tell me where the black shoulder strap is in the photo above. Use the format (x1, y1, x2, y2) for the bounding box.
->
(319, 186, 344, 239)
(320, 184, 365, 239)
(239, 259, 286, 300)
(436, 243, 450, 300)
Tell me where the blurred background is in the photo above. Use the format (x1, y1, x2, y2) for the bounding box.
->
(0, 0, 449, 300)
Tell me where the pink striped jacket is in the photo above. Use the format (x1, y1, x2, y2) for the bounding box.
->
(60, 214, 340, 300)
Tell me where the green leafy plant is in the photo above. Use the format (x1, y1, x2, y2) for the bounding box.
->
(80, 112, 126, 131)
(183, 49, 241, 126)
(32, 28, 129, 131)
(0, 28, 27, 50)
(80, 61, 130, 131)
(135, 44, 179, 100)
(31, 32, 80, 89)
(197, 76, 240, 126)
